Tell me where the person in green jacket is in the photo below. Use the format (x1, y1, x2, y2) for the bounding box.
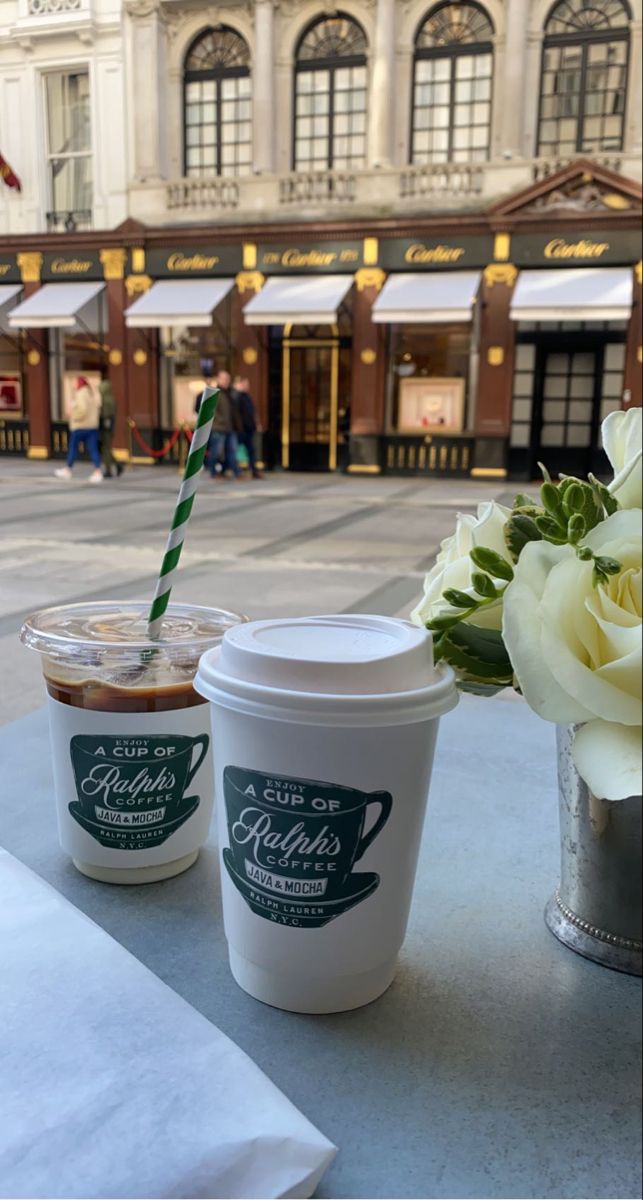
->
(98, 373, 123, 478)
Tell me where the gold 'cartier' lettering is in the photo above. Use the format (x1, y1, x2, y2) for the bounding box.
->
(166, 252, 220, 270)
(51, 258, 92, 273)
(404, 243, 466, 264)
(544, 238, 609, 259)
(281, 248, 338, 267)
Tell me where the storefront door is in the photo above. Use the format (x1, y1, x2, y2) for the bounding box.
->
(532, 341, 602, 479)
(282, 330, 340, 471)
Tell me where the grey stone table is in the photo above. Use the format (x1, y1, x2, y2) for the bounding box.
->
(1, 696, 641, 1200)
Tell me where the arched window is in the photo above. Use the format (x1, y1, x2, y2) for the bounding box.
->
(294, 14, 368, 171)
(411, 2, 494, 164)
(184, 26, 252, 177)
(537, 0, 630, 157)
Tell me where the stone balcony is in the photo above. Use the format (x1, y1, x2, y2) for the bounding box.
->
(130, 154, 643, 228)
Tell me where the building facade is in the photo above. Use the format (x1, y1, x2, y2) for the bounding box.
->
(0, 0, 641, 476)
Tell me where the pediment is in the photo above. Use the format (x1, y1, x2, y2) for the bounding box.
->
(489, 158, 642, 219)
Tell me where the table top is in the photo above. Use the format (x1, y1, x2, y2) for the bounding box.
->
(1, 695, 641, 1200)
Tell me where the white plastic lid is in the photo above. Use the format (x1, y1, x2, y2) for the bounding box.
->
(195, 615, 457, 726)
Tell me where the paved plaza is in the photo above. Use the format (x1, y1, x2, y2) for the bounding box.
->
(0, 460, 507, 724)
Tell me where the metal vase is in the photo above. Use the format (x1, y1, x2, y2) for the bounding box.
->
(545, 724, 642, 977)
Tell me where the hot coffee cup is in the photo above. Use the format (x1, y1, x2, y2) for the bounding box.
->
(196, 614, 457, 1013)
(20, 602, 245, 883)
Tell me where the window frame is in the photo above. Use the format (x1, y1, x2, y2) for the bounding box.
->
(43, 67, 93, 219)
(536, 0, 631, 157)
(183, 27, 252, 178)
(292, 15, 368, 172)
(410, 3, 494, 166)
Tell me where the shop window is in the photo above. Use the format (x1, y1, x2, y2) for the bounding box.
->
(44, 70, 92, 227)
(537, 0, 630, 157)
(388, 324, 470, 432)
(411, 2, 494, 165)
(184, 27, 252, 177)
(293, 14, 368, 171)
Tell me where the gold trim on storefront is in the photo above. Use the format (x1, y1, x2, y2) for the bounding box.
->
(471, 467, 507, 479)
(329, 342, 339, 472)
(27, 445, 49, 460)
(347, 464, 382, 474)
(281, 345, 291, 470)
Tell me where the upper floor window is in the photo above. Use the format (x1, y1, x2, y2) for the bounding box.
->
(411, 2, 494, 165)
(537, 0, 630, 157)
(184, 26, 252, 177)
(45, 70, 92, 222)
(294, 14, 368, 171)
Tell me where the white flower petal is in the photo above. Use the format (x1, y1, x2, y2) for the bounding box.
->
(572, 720, 642, 801)
(502, 543, 594, 723)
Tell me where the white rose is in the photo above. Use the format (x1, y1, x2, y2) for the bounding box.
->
(411, 501, 512, 631)
(502, 509, 642, 800)
(603, 406, 642, 510)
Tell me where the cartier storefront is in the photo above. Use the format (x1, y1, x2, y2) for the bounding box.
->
(0, 159, 640, 478)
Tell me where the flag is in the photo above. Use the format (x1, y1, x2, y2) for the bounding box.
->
(0, 153, 21, 193)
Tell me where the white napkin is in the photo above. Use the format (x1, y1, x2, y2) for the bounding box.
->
(0, 848, 336, 1199)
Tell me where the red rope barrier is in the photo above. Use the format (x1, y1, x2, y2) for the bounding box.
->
(128, 421, 183, 459)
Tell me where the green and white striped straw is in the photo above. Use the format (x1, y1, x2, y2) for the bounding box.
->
(147, 385, 219, 640)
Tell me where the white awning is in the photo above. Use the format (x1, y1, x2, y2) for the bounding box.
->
(0, 284, 22, 330)
(372, 272, 481, 323)
(125, 278, 234, 328)
(244, 275, 353, 325)
(510, 268, 633, 322)
(9, 282, 105, 329)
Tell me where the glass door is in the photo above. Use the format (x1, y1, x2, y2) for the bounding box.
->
(533, 342, 602, 478)
(282, 330, 340, 471)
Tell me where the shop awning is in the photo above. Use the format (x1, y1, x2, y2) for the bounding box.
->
(125, 279, 234, 328)
(372, 272, 481, 323)
(510, 268, 633, 322)
(9, 282, 105, 329)
(243, 276, 353, 325)
(0, 284, 22, 330)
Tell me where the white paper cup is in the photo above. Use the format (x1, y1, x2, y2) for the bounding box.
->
(195, 614, 457, 1013)
(20, 602, 246, 884)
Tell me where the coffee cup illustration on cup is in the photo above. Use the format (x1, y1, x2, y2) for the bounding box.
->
(222, 765, 393, 928)
(68, 733, 209, 851)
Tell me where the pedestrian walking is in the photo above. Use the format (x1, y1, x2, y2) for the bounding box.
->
(232, 376, 263, 479)
(197, 370, 242, 480)
(54, 376, 103, 483)
(98, 372, 123, 479)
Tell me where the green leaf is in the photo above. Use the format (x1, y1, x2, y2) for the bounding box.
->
(577, 546, 593, 561)
(470, 547, 514, 581)
(537, 461, 552, 483)
(427, 611, 465, 632)
(540, 482, 566, 525)
(535, 515, 569, 544)
(513, 492, 537, 510)
(567, 513, 586, 544)
(438, 622, 514, 686)
(504, 513, 542, 561)
(449, 623, 513, 668)
(595, 555, 621, 576)
(588, 472, 620, 517)
(443, 588, 478, 609)
(558, 477, 603, 531)
(471, 571, 498, 599)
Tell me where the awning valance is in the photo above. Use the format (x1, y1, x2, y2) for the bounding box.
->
(243, 275, 352, 325)
(372, 272, 481, 323)
(125, 279, 234, 328)
(510, 268, 633, 322)
(9, 282, 105, 329)
(0, 284, 22, 329)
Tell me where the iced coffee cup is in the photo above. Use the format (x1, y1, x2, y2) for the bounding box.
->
(195, 614, 457, 1013)
(21, 602, 245, 884)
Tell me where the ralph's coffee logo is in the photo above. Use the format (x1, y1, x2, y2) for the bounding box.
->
(222, 766, 393, 927)
(69, 732, 209, 850)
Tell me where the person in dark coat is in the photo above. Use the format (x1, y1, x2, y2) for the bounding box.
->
(195, 371, 242, 480)
(232, 376, 263, 479)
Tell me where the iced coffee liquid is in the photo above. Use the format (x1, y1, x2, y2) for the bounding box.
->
(45, 675, 206, 713)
